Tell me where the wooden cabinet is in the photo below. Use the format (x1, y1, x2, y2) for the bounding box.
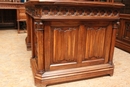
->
(17, 7, 26, 33)
(25, 0, 124, 87)
(114, 0, 130, 52)
(0, 9, 16, 28)
(116, 14, 130, 52)
(17, 9, 26, 21)
(0, 2, 26, 33)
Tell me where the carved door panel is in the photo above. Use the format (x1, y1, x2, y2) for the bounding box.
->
(122, 20, 130, 43)
(44, 22, 113, 71)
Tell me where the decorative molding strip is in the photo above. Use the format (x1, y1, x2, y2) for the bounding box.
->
(42, 6, 119, 17)
(0, 4, 18, 8)
(27, 6, 119, 18)
(0, 4, 25, 9)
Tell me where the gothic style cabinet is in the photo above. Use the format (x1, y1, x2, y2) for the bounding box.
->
(25, 0, 124, 87)
(116, 14, 130, 52)
(114, 0, 130, 52)
(0, 1, 26, 33)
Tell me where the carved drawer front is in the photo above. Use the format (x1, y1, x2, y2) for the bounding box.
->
(44, 22, 113, 71)
(17, 9, 26, 20)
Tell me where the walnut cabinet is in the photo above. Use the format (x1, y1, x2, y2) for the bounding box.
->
(0, 2, 26, 33)
(116, 14, 130, 52)
(25, 0, 124, 87)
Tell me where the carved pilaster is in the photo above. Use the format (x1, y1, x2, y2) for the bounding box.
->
(109, 22, 119, 64)
(34, 21, 44, 74)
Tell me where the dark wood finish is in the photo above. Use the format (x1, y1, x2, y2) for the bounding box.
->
(0, 9, 16, 28)
(113, 0, 130, 53)
(25, 0, 124, 87)
(116, 14, 130, 52)
(0, 2, 26, 33)
(121, 0, 130, 14)
(0, 1, 27, 49)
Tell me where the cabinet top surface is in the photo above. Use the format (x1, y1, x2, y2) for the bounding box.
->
(25, 0, 124, 8)
(0, 2, 24, 5)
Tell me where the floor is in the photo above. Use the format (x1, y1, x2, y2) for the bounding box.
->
(0, 29, 130, 87)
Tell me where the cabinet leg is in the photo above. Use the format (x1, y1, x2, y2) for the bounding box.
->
(17, 21, 20, 33)
(110, 73, 113, 76)
(109, 71, 114, 76)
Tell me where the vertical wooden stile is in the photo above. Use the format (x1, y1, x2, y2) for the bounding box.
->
(31, 18, 35, 58)
(104, 24, 112, 63)
(44, 23, 51, 71)
(77, 25, 86, 64)
(109, 23, 117, 63)
(37, 22, 44, 73)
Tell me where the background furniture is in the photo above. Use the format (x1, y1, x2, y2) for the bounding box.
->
(0, 1, 26, 33)
(17, 8, 26, 33)
(25, 0, 124, 87)
(0, 9, 16, 28)
(116, 14, 130, 52)
(114, 0, 130, 52)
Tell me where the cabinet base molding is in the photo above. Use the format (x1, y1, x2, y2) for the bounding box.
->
(116, 39, 130, 53)
(30, 58, 114, 87)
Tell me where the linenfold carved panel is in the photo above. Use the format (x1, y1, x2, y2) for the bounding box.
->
(83, 27, 106, 61)
(51, 25, 106, 64)
(51, 27, 78, 64)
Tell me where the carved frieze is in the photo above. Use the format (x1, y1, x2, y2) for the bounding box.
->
(26, 6, 120, 19)
(42, 6, 119, 17)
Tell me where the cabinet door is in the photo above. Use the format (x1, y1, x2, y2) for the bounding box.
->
(17, 9, 26, 21)
(44, 21, 113, 71)
(122, 20, 130, 43)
